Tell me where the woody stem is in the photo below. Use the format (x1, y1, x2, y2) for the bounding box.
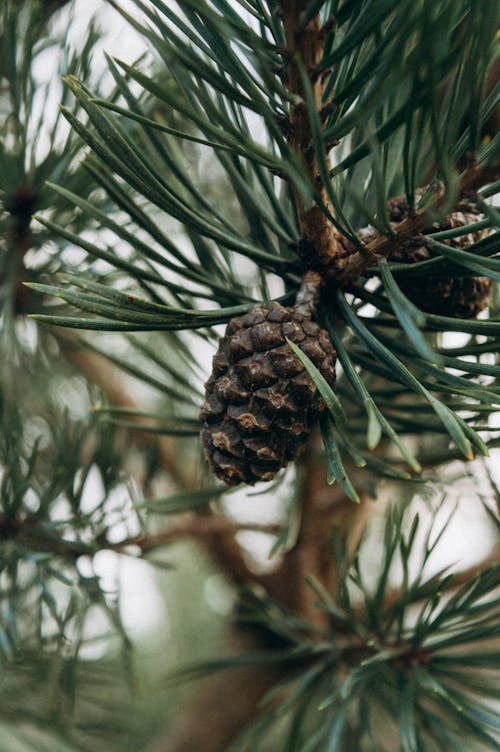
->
(281, 1, 348, 269)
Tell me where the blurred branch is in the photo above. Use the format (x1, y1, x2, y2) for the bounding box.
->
(262, 440, 371, 629)
(155, 626, 286, 752)
(0, 511, 279, 559)
(124, 518, 280, 553)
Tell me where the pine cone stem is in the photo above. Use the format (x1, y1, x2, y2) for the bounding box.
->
(294, 270, 323, 315)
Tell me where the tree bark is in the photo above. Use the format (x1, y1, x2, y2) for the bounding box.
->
(155, 627, 286, 752)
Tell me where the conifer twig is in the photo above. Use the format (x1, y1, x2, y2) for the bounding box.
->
(380, 545, 500, 612)
(281, 0, 351, 268)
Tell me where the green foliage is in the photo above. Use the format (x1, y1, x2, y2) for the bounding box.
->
(0, 0, 108, 349)
(0, 372, 144, 746)
(0, 4, 181, 747)
(207, 498, 500, 751)
(27, 0, 500, 486)
(1, 1, 500, 750)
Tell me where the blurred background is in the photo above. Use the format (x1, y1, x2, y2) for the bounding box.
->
(1, 2, 498, 751)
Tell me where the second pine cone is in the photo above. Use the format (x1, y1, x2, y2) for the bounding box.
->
(387, 203, 492, 318)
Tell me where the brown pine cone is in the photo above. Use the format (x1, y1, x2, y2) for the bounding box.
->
(401, 275, 492, 318)
(200, 301, 336, 486)
(387, 203, 492, 318)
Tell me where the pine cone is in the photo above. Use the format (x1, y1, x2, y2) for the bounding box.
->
(400, 275, 492, 318)
(200, 301, 336, 486)
(388, 204, 492, 318)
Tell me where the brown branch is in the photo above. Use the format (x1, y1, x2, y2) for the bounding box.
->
(282, 1, 348, 269)
(120, 518, 280, 553)
(3, 512, 279, 562)
(260, 438, 372, 630)
(264, 2, 372, 632)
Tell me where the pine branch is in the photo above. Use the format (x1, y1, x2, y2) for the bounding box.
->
(281, 0, 352, 267)
(157, 492, 500, 751)
(130, 517, 282, 548)
(5, 2, 499, 748)
(381, 545, 500, 614)
(0, 509, 279, 559)
(155, 448, 372, 749)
